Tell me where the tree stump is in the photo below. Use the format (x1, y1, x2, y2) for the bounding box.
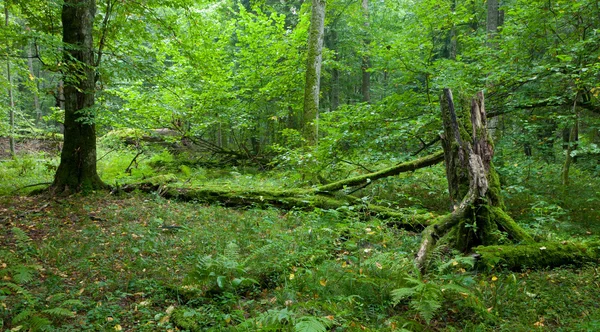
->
(416, 89, 532, 270)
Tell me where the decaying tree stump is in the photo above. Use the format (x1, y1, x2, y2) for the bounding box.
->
(416, 89, 533, 270)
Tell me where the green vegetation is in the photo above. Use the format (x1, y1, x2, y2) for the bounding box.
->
(1, 141, 599, 330)
(1, 0, 599, 330)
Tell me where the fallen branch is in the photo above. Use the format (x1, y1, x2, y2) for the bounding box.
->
(317, 150, 444, 193)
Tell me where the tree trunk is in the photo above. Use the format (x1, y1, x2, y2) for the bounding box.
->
(416, 90, 532, 270)
(27, 39, 42, 125)
(361, 0, 371, 103)
(5, 3, 15, 156)
(51, 0, 106, 193)
(302, 0, 326, 144)
(486, 0, 501, 138)
(562, 116, 578, 186)
(326, 27, 340, 111)
(486, 0, 500, 45)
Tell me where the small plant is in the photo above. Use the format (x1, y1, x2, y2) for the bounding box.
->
(236, 307, 333, 332)
(0, 228, 81, 331)
(185, 242, 258, 295)
(391, 256, 485, 324)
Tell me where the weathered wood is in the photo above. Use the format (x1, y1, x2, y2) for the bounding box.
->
(416, 89, 533, 271)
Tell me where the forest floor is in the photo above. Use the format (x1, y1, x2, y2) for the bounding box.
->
(1, 144, 599, 331)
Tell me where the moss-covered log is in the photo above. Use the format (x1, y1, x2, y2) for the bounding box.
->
(317, 150, 444, 193)
(126, 181, 431, 232)
(475, 241, 600, 270)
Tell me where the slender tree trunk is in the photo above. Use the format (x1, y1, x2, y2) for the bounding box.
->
(27, 39, 42, 125)
(302, 0, 325, 144)
(326, 28, 339, 111)
(562, 110, 579, 186)
(51, 0, 106, 193)
(5, 3, 15, 156)
(361, 0, 370, 103)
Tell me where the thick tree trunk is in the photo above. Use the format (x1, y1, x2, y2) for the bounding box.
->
(302, 0, 326, 144)
(416, 90, 532, 270)
(51, 0, 106, 193)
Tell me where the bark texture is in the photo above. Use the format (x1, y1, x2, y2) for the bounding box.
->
(361, 0, 371, 103)
(416, 90, 532, 270)
(302, 0, 326, 144)
(5, 4, 15, 156)
(51, 0, 106, 193)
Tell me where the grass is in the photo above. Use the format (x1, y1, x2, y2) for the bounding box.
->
(0, 143, 599, 331)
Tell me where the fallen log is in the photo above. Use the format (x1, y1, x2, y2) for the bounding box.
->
(317, 150, 444, 193)
(474, 241, 600, 270)
(124, 180, 432, 232)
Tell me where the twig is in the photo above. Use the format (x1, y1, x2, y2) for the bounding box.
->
(125, 151, 144, 174)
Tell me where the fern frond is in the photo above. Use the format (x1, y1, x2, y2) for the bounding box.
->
(440, 283, 471, 295)
(411, 299, 442, 324)
(42, 307, 75, 318)
(294, 316, 332, 332)
(391, 287, 417, 304)
(12, 309, 33, 324)
(12, 265, 37, 284)
(28, 315, 53, 331)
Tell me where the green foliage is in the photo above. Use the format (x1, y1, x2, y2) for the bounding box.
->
(185, 242, 259, 294)
(391, 257, 486, 325)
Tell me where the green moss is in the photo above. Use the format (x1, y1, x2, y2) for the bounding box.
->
(171, 308, 202, 331)
(475, 241, 600, 270)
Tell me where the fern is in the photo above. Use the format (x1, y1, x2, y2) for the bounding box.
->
(0, 282, 34, 302)
(438, 256, 475, 274)
(42, 307, 75, 318)
(27, 315, 53, 332)
(11, 227, 37, 257)
(12, 308, 33, 324)
(294, 316, 332, 332)
(412, 299, 442, 324)
(12, 264, 39, 284)
(390, 287, 417, 302)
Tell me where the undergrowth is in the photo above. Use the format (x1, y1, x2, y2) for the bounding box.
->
(0, 141, 599, 330)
